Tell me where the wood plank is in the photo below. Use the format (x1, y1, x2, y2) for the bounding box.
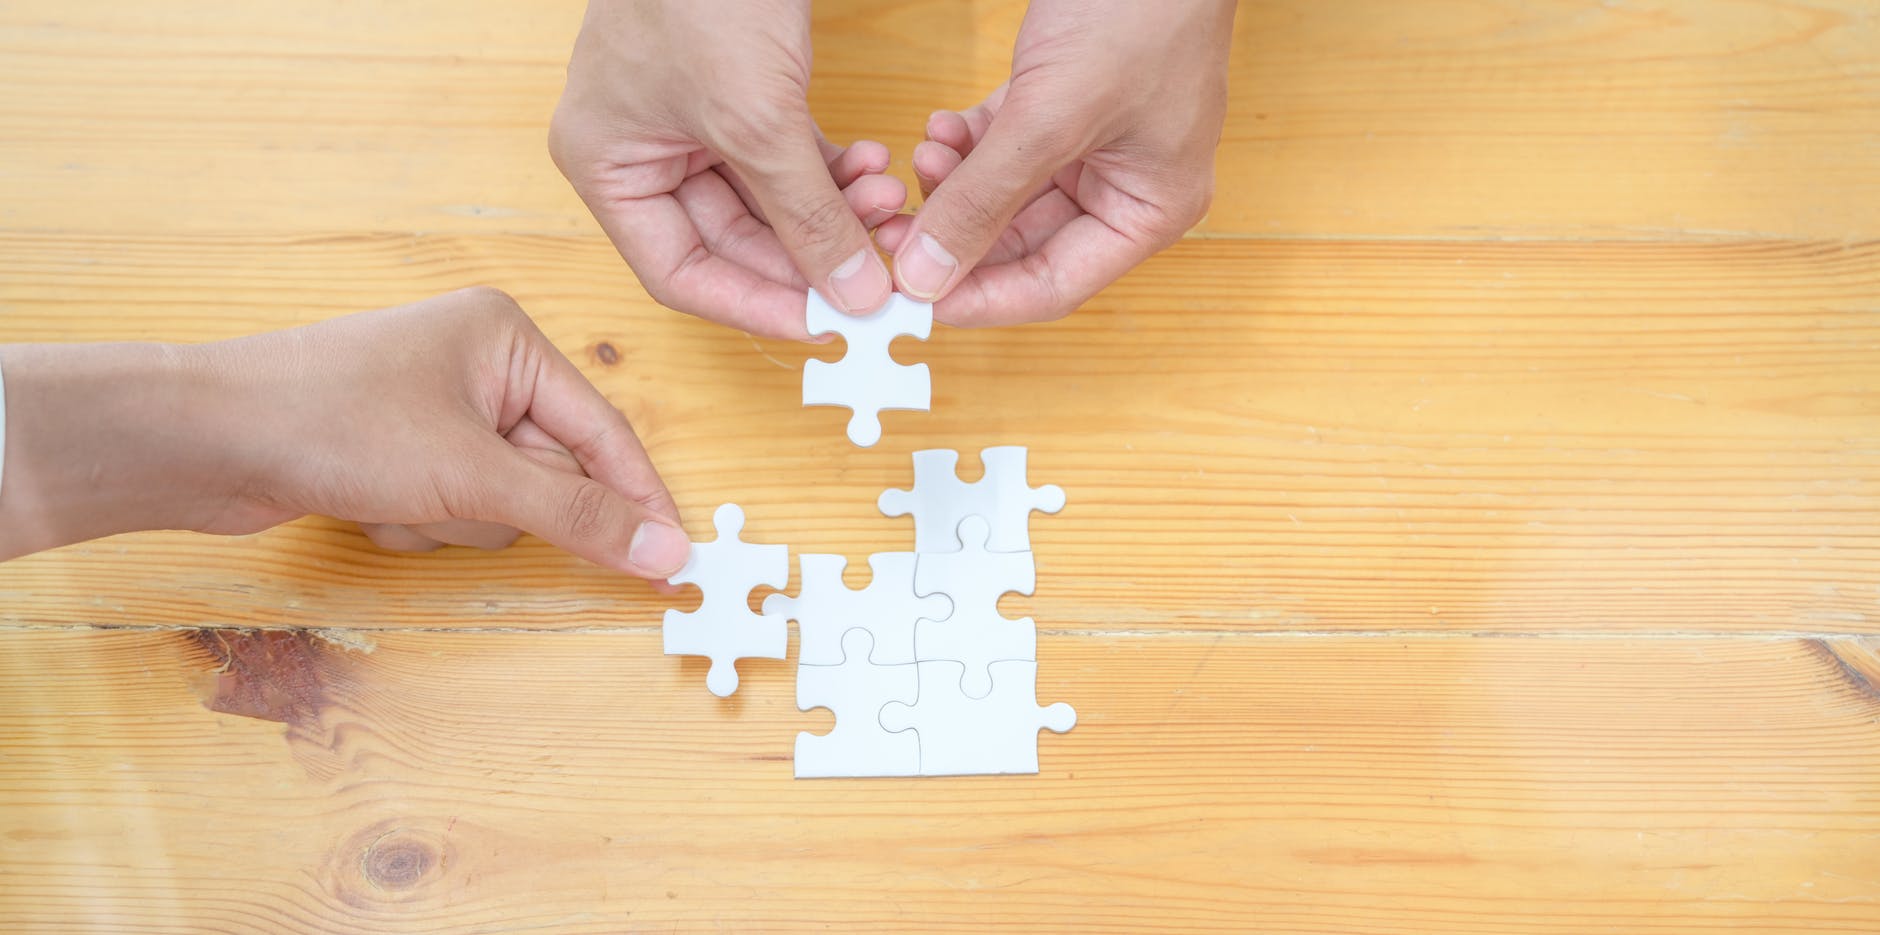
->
(0, 628, 1876, 933)
(0, 0, 1874, 238)
(2, 233, 1876, 633)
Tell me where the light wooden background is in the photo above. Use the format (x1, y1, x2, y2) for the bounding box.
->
(3, 1, 1878, 932)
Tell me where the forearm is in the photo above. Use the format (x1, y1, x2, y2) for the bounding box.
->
(0, 342, 239, 559)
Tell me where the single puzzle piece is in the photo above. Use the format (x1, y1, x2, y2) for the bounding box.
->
(763, 552, 950, 667)
(912, 516, 1038, 697)
(803, 290, 932, 447)
(795, 629, 920, 778)
(662, 503, 789, 697)
(879, 659, 1076, 776)
(878, 446, 1066, 553)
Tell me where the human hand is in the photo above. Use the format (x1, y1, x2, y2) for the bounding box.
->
(876, 0, 1237, 326)
(550, 0, 907, 339)
(0, 288, 691, 579)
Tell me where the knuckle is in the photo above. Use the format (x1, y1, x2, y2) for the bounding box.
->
(1175, 173, 1216, 228)
(559, 480, 614, 544)
(783, 195, 853, 255)
(454, 285, 522, 315)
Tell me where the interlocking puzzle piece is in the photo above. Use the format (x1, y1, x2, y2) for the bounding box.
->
(878, 446, 1066, 553)
(880, 659, 1076, 776)
(912, 517, 1037, 697)
(764, 552, 950, 667)
(662, 503, 789, 697)
(803, 290, 932, 447)
(795, 629, 920, 778)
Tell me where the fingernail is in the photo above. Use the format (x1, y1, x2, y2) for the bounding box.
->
(828, 247, 891, 315)
(897, 233, 957, 300)
(628, 521, 691, 577)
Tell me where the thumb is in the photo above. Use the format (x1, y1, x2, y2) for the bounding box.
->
(477, 443, 692, 578)
(725, 122, 892, 317)
(894, 114, 1072, 303)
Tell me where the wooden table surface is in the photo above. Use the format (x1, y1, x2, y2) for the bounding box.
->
(3, 1, 1878, 932)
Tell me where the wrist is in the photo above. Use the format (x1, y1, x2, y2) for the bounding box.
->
(0, 342, 250, 558)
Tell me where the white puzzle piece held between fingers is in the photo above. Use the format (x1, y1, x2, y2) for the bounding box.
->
(795, 629, 921, 778)
(879, 446, 1066, 553)
(912, 517, 1038, 698)
(662, 503, 789, 697)
(879, 659, 1076, 776)
(764, 552, 950, 667)
(803, 290, 932, 447)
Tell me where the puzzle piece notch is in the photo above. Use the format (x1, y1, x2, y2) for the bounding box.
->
(662, 503, 789, 697)
(879, 659, 1076, 776)
(911, 516, 1038, 697)
(764, 552, 951, 667)
(803, 291, 932, 447)
(795, 629, 921, 778)
(878, 446, 1066, 553)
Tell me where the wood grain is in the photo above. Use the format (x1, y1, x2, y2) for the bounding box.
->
(0, 0, 1873, 238)
(1, 232, 1875, 633)
(1, 628, 1876, 934)
(4, 0, 1879, 931)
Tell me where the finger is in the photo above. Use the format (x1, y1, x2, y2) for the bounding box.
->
(912, 140, 962, 200)
(932, 213, 1151, 328)
(516, 330, 680, 528)
(874, 213, 914, 254)
(477, 442, 690, 578)
(915, 138, 1058, 217)
(590, 190, 815, 339)
(826, 139, 891, 188)
(410, 518, 524, 551)
(359, 522, 444, 553)
(929, 84, 1006, 154)
(843, 173, 908, 229)
(981, 187, 1084, 266)
(715, 163, 769, 225)
(892, 103, 1081, 303)
(925, 111, 974, 154)
(505, 416, 584, 475)
(723, 143, 898, 228)
(674, 168, 805, 286)
(721, 120, 893, 316)
(412, 418, 586, 550)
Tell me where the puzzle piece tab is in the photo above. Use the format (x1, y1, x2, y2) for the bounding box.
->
(803, 290, 931, 447)
(878, 446, 1065, 553)
(795, 629, 920, 778)
(912, 516, 1037, 697)
(662, 503, 788, 697)
(764, 552, 950, 667)
(879, 659, 1076, 776)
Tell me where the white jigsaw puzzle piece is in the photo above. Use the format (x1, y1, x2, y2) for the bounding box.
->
(878, 446, 1066, 553)
(764, 552, 950, 666)
(795, 629, 920, 778)
(879, 659, 1076, 776)
(803, 290, 932, 447)
(662, 503, 789, 697)
(912, 516, 1038, 697)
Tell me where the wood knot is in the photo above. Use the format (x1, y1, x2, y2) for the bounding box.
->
(592, 341, 621, 366)
(329, 820, 458, 910)
(363, 835, 435, 890)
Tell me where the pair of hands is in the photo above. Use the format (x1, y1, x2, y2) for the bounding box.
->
(550, 0, 1236, 338)
(0, 0, 1236, 576)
